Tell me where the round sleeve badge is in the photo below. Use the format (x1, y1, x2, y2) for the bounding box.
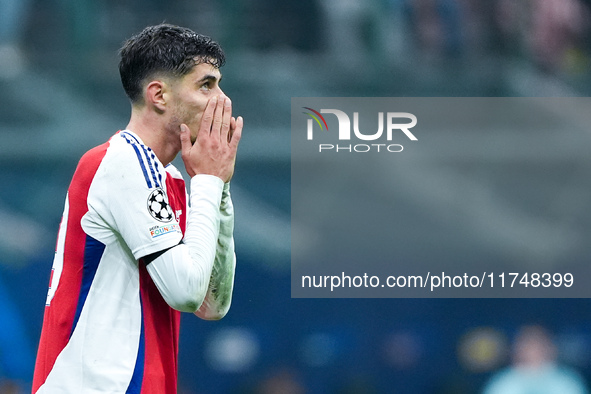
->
(147, 188, 174, 222)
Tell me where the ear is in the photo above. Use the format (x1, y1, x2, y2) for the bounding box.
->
(145, 80, 168, 113)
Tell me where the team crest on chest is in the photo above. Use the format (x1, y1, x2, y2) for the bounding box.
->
(147, 188, 174, 222)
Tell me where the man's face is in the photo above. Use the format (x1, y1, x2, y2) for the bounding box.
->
(168, 61, 225, 143)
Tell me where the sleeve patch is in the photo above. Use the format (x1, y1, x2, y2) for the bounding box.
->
(147, 188, 174, 222)
(149, 223, 182, 239)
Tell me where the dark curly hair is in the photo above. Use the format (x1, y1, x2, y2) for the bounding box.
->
(119, 24, 226, 103)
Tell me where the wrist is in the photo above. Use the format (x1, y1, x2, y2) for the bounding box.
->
(190, 174, 225, 190)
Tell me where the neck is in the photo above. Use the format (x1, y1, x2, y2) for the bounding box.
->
(125, 107, 180, 166)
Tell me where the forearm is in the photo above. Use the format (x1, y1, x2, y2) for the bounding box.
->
(146, 243, 210, 312)
(146, 175, 223, 313)
(195, 182, 236, 319)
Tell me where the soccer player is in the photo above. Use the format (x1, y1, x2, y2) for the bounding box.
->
(32, 24, 242, 393)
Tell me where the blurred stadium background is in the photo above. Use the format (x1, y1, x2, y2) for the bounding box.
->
(2, 0, 591, 393)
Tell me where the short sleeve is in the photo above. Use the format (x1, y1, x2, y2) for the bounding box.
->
(83, 134, 183, 260)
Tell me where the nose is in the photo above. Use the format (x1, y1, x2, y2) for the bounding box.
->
(217, 88, 227, 100)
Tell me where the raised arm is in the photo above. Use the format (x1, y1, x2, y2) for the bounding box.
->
(144, 95, 242, 318)
(194, 182, 235, 319)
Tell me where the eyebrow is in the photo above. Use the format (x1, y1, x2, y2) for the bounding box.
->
(197, 74, 222, 84)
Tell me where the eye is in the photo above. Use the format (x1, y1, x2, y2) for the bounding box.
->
(200, 81, 211, 90)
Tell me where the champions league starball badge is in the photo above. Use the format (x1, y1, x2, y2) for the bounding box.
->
(147, 188, 174, 222)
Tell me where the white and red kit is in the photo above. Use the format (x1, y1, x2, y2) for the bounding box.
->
(33, 130, 236, 393)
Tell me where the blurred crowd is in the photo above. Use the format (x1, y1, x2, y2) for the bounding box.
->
(483, 326, 588, 394)
(393, 0, 590, 74)
(1, 0, 590, 83)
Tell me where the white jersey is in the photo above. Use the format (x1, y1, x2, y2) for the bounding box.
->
(33, 130, 235, 393)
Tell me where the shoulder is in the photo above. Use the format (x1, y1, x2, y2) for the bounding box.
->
(165, 163, 184, 180)
(482, 368, 518, 394)
(76, 132, 137, 174)
(69, 138, 112, 198)
(98, 131, 168, 190)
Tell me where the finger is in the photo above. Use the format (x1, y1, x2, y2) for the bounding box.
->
(211, 96, 225, 140)
(221, 98, 232, 144)
(229, 116, 243, 149)
(179, 123, 192, 160)
(228, 117, 236, 142)
(198, 96, 218, 139)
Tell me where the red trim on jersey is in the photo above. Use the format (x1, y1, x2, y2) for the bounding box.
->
(138, 173, 186, 394)
(138, 264, 180, 394)
(165, 174, 187, 235)
(33, 142, 110, 392)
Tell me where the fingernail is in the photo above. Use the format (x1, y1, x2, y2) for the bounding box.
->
(225, 98, 231, 107)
